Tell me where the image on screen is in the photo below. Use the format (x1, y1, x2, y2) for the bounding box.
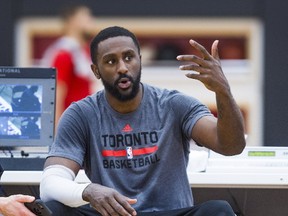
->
(0, 84, 42, 140)
(0, 67, 56, 148)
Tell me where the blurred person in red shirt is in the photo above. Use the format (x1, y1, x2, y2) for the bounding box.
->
(41, 5, 98, 127)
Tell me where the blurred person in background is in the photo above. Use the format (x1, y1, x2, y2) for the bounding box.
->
(41, 5, 98, 127)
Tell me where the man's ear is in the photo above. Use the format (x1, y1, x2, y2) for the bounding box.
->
(91, 64, 101, 79)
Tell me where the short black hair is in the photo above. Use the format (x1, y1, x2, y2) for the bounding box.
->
(90, 26, 140, 64)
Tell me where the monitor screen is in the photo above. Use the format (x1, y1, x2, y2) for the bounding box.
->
(0, 67, 56, 147)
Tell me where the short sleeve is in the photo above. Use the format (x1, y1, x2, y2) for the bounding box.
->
(48, 103, 88, 166)
(170, 93, 212, 139)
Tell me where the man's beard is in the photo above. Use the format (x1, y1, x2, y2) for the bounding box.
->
(101, 69, 141, 102)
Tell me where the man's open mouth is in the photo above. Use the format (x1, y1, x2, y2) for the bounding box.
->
(117, 77, 132, 89)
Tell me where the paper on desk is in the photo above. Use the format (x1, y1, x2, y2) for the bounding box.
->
(187, 150, 209, 172)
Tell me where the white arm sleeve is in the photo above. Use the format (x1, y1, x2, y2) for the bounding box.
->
(40, 165, 90, 207)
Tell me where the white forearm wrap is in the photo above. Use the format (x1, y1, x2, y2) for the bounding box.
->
(40, 165, 90, 207)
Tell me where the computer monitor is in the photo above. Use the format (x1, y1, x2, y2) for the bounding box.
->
(0, 67, 56, 148)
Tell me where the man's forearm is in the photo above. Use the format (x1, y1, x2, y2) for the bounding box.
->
(40, 165, 90, 207)
(215, 90, 246, 155)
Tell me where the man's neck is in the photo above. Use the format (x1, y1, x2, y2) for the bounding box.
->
(105, 85, 143, 114)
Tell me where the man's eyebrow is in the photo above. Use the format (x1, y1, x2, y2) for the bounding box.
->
(125, 48, 136, 52)
(124, 49, 136, 54)
(102, 49, 136, 59)
(102, 53, 116, 60)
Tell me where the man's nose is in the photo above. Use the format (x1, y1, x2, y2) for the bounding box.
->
(117, 59, 128, 74)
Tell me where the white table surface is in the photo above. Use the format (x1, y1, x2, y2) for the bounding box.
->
(2, 169, 288, 189)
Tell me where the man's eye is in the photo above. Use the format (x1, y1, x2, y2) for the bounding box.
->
(125, 55, 132, 61)
(107, 59, 115, 64)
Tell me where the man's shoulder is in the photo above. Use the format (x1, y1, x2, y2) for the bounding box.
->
(143, 83, 182, 98)
(67, 91, 100, 111)
(143, 83, 172, 94)
(143, 83, 202, 108)
(77, 91, 103, 104)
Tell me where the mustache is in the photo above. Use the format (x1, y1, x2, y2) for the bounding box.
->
(114, 74, 133, 85)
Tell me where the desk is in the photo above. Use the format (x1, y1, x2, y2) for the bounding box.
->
(2, 170, 288, 216)
(2, 170, 288, 189)
(2, 146, 288, 216)
(188, 172, 288, 189)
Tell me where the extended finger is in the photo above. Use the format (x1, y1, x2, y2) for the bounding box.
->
(103, 200, 122, 216)
(185, 72, 200, 78)
(14, 194, 35, 203)
(185, 73, 210, 85)
(179, 64, 209, 74)
(108, 199, 131, 216)
(189, 40, 212, 60)
(94, 204, 110, 216)
(211, 40, 220, 60)
(115, 195, 137, 216)
(176, 55, 208, 67)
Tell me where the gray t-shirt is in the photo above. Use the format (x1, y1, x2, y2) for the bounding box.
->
(49, 83, 211, 212)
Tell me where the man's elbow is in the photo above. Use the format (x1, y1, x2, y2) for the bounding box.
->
(232, 141, 246, 155)
(222, 138, 246, 156)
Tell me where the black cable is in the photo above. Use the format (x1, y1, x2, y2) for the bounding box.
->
(8, 149, 14, 158)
